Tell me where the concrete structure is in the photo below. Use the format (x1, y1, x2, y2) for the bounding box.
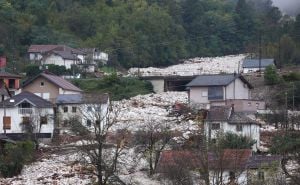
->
(242, 59, 275, 73)
(204, 106, 260, 151)
(22, 72, 83, 103)
(211, 99, 266, 113)
(186, 74, 253, 109)
(0, 92, 54, 140)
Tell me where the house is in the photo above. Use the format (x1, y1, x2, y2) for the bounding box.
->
(186, 74, 253, 109)
(79, 48, 108, 65)
(0, 91, 54, 141)
(157, 149, 282, 185)
(55, 93, 109, 134)
(204, 106, 260, 151)
(22, 72, 83, 102)
(242, 59, 275, 73)
(28, 45, 86, 69)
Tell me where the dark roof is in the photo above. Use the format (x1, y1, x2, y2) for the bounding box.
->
(206, 106, 232, 121)
(23, 72, 83, 92)
(229, 112, 259, 125)
(28, 45, 86, 55)
(0, 71, 22, 78)
(0, 91, 53, 108)
(52, 50, 79, 60)
(186, 74, 253, 89)
(242, 59, 275, 68)
(56, 93, 109, 104)
(246, 155, 282, 169)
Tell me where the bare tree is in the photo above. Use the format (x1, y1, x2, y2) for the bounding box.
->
(76, 95, 128, 185)
(134, 118, 172, 176)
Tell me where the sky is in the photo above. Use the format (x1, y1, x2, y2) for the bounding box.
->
(272, 0, 300, 15)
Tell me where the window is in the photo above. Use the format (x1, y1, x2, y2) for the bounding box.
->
(211, 123, 220, 130)
(248, 102, 252, 106)
(258, 171, 264, 181)
(40, 116, 47, 124)
(256, 102, 259, 108)
(22, 117, 30, 124)
(202, 91, 208, 97)
(87, 119, 92, 127)
(236, 125, 243, 132)
(40, 81, 44, 86)
(96, 120, 100, 125)
(8, 79, 15, 89)
(208, 87, 223, 100)
(63, 107, 68, 113)
(72, 107, 77, 113)
(3, 116, 11, 129)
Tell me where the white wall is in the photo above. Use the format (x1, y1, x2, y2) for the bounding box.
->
(58, 88, 81, 95)
(205, 121, 260, 151)
(149, 79, 165, 93)
(189, 87, 209, 104)
(0, 107, 54, 137)
(209, 170, 248, 185)
(243, 67, 266, 73)
(226, 78, 250, 100)
(29, 53, 43, 61)
(42, 54, 76, 69)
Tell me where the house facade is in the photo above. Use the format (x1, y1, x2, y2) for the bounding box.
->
(28, 45, 86, 69)
(204, 106, 260, 151)
(242, 59, 275, 73)
(56, 93, 109, 134)
(157, 149, 282, 185)
(0, 91, 54, 140)
(22, 72, 83, 103)
(186, 74, 253, 109)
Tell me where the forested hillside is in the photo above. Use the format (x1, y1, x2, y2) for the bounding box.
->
(0, 0, 299, 70)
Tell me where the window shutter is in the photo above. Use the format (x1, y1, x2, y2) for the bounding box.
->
(3, 116, 11, 129)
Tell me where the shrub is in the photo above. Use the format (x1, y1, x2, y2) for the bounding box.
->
(0, 141, 35, 177)
(264, 65, 280, 85)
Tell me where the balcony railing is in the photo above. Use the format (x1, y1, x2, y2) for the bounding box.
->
(18, 108, 33, 115)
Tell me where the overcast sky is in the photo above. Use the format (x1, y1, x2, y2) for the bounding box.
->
(272, 0, 300, 15)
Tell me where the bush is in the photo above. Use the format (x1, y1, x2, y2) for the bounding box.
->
(218, 132, 256, 149)
(0, 141, 35, 177)
(264, 65, 280, 85)
(69, 116, 90, 136)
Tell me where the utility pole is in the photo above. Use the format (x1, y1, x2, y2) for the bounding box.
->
(259, 31, 262, 74)
(285, 91, 288, 131)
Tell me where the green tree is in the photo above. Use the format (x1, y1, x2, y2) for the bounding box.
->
(264, 65, 280, 85)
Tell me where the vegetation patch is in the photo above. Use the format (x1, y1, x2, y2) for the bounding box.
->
(73, 74, 153, 100)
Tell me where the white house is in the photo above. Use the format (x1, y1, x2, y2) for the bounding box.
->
(242, 59, 275, 73)
(204, 106, 260, 151)
(55, 93, 109, 134)
(186, 74, 253, 109)
(28, 45, 86, 69)
(22, 72, 83, 103)
(0, 91, 54, 140)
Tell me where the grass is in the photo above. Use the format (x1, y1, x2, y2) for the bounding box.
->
(72, 74, 153, 100)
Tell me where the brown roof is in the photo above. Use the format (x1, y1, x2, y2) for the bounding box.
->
(28, 45, 86, 55)
(157, 149, 253, 173)
(206, 106, 232, 121)
(23, 72, 83, 92)
(0, 71, 22, 78)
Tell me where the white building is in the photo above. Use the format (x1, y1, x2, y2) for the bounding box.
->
(242, 59, 275, 73)
(56, 93, 109, 134)
(186, 74, 253, 109)
(204, 106, 260, 151)
(0, 91, 54, 140)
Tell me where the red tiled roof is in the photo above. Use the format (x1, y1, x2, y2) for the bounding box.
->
(23, 72, 83, 92)
(157, 149, 252, 173)
(0, 71, 22, 78)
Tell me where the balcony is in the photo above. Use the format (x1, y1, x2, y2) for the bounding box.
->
(18, 108, 33, 115)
